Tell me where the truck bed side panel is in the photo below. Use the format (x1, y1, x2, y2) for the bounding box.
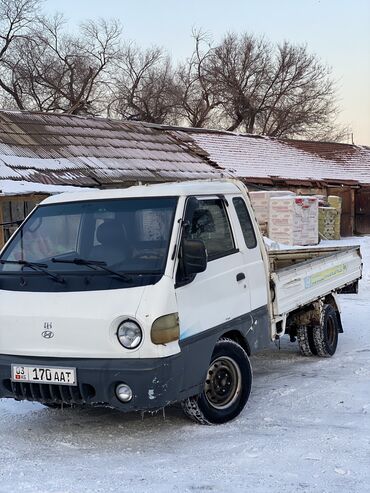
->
(271, 247, 362, 316)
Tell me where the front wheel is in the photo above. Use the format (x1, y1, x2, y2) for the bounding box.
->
(181, 338, 252, 425)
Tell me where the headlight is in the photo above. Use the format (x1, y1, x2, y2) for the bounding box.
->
(117, 320, 142, 349)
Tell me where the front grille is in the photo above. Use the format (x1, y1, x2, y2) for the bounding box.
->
(4, 379, 95, 405)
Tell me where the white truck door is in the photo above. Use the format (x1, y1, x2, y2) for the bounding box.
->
(230, 196, 268, 312)
(175, 197, 252, 342)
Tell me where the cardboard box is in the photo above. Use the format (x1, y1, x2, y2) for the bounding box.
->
(249, 191, 294, 224)
(319, 206, 341, 240)
(268, 196, 319, 246)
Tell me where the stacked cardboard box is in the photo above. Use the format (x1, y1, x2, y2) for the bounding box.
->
(318, 207, 339, 240)
(269, 196, 319, 246)
(327, 195, 342, 240)
(327, 195, 342, 209)
(249, 191, 294, 235)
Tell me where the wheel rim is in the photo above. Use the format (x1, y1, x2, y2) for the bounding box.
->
(326, 316, 337, 347)
(204, 356, 242, 410)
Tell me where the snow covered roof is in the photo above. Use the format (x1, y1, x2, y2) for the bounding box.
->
(0, 110, 222, 196)
(1, 110, 369, 198)
(166, 128, 370, 186)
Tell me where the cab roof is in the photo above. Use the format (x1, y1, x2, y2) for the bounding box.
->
(41, 180, 243, 204)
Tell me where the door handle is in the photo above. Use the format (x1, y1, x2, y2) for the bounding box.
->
(236, 272, 246, 282)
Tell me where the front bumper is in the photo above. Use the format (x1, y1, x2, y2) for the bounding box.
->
(0, 353, 184, 411)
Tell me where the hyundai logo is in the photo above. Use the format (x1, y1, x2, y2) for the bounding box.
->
(42, 330, 54, 339)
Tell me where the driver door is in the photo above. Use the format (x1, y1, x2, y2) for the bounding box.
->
(175, 196, 252, 342)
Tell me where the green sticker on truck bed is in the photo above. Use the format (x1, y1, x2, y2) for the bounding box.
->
(304, 264, 347, 289)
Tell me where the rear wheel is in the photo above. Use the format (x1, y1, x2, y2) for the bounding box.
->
(297, 325, 317, 356)
(181, 338, 252, 425)
(312, 304, 339, 357)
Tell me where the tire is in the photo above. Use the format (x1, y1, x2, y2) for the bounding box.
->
(297, 325, 317, 356)
(181, 338, 252, 425)
(312, 304, 339, 357)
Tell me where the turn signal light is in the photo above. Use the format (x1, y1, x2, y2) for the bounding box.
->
(151, 313, 180, 345)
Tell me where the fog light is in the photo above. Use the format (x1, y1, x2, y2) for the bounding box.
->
(116, 383, 133, 402)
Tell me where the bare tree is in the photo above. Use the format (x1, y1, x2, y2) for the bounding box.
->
(0, 4, 346, 141)
(256, 42, 338, 138)
(0, 12, 121, 114)
(174, 30, 222, 128)
(111, 43, 178, 123)
(0, 0, 40, 109)
(206, 33, 271, 132)
(203, 33, 341, 139)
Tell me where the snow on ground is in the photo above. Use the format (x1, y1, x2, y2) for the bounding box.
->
(1, 238, 369, 493)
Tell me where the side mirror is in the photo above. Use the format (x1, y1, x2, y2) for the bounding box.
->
(182, 239, 207, 275)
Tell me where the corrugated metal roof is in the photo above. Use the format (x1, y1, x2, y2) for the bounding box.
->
(0, 111, 222, 193)
(166, 128, 370, 186)
(2, 110, 369, 197)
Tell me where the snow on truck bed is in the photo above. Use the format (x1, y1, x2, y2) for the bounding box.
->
(1, 237, 370, 493)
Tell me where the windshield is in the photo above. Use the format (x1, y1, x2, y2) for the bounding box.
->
(0, 197, 178, 275)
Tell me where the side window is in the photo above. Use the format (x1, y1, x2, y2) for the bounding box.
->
(186, 198, 235, 260)
(233, 197, 257, 249)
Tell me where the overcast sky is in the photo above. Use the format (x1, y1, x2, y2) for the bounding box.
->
(44, 0, 370, 145)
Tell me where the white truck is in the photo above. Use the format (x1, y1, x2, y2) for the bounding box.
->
(0, 180, 362, 424)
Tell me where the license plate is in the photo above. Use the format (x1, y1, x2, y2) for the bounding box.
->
(11, 365, 77, 386)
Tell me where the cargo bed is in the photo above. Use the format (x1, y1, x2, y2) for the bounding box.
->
(269, 246, 362, 317)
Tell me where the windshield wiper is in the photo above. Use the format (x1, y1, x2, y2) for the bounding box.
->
(51, 258, 132, 282)
(0, 260, 65, 284)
